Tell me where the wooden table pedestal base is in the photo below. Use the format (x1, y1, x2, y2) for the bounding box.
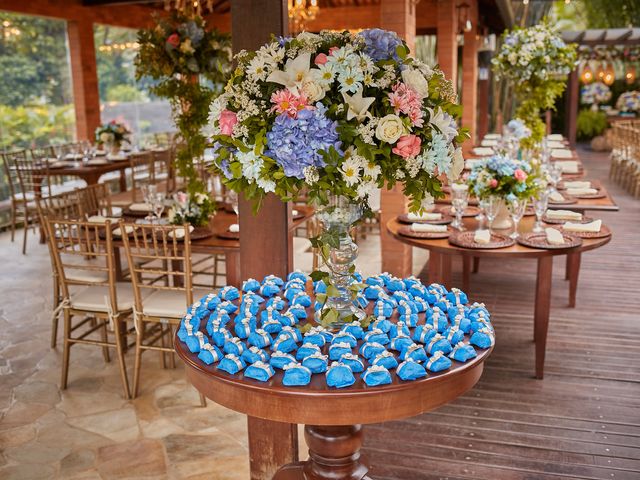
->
(273, 425, 371, 480)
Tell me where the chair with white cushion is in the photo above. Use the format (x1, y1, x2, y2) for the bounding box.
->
(44, 217, 133, 398)
(121, 222, 209, 400)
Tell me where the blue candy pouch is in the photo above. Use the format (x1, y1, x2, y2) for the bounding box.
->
(266, 296, 286, 311)
(398, 313, 419, 328)
(426, 308, 449, 333)
(372, 301, 393, 318)
(332, 332, 358, 348)
(185, 331, 206, 353)
(372, 350, 398, 369)
(211, 327, 232, 347)
(271, 334, 298, 353)
(291, 292, 312, 308)
(326, 362, 356, 388)
(426, 334, 452, 355)
(302, 353, 329, 373)
(269, 351, 296, 370)
(286, 304, 307, 320)
(244, 361, 274, 382)
(218, 354, 246, 374)
(314, 280, 327, 294)
(470, 328, 495, 349)
(369, 318, 392, 334)
(396, 359, 427, 381)
(280, 326, 302, 343)
(260, 282, 280, 298)
(223, 338, 247, 356)
(449, 342, 477, 362)
(263, 274, 284, 286)
(412, 324, 437, 344)
(444, 326, 464, 345)
(303, 332, 326, 347)
(389, 335, 413, 352)
(341, 321, 364, 340)
(197, 344, 222, 365)
(242, 278, 261, 293)
(282, 363, 312, 386)
(220, 286, 240, 302)
(362, 365, 392, 386)
(234, 319, 254, 339)
(287, 270, 308, 283)
(359, 342, 386, 360)
(217, 301, 238, 314)
(247, 329, 272, 348)
(242, 346, 270, 364)
(389, 321, 410, 339)
(425, 351, 452, 372)
(365, 276, 385, 287)
(339, 353, 365, 373)
(296, 343, 321, 361)
(445, 287, 468, 306)
(364, 329, 389, 346)
(278, 312, 297, 327)
(364, 285, 384, 300)
(400, 343, 428, 363)
(262, 319, 283, 334)
(329, 342, 352, 361)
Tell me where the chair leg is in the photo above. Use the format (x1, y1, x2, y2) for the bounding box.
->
(169, 325, 176, 369)
(60, 310, 72, 390)
(101, 320, 110, 363)
(51, 276, 60, 348)
(21, 209, 29, 255)
(132, 320, 144, 399)
(199, 392, 207, 407)
(10, 204, 16, 243)
(160, 324, 168, 369)
(113, 317, 131, 399)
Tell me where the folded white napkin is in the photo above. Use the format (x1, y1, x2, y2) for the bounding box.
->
(484, 133, 501, 139)
(474, 230, 491, 244)
(481, 139, 498, 147)
(292, 209, 299, 216)
(564, 219, 602, 233)
(547, 141, 566, 149)
(229, 223, 240, 233)
(552, 150, 574, 160)
(549, 192, 565, 202)
(113, 225, 135, 237)
(169, 225, 194, 239)
(129, 203, 152, 212)
(94, 150, 106, 156)
(65, 154, 83, 160)
(411, 223, 447, 233)
(86, 215, 120, 224)
(563, 181, 591, 189)
(556, 161, 579, 173)
(151, 147, 167, 152)
(451, 183, 469, 193)
(473, 147, 494, 156)
(547, 134, 564, 141)
(465, 159, 482, 170)
(545, 227, 565, 245)
(566, 187, 598, 196)
(107, 154, 128, 161)
(545, 209, 582, 221)
(407, 212, 442, 221)
(87, 159, 108, 165)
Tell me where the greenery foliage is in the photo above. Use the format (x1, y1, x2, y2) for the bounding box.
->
(576, 109, 608, 141)
(135, 11, 231, 195)
(0, 104, 74, 150)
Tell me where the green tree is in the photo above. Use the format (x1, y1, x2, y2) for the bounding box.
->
(552, 0, 640, 29)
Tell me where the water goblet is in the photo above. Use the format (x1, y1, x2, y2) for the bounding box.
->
(477, 198, 488, 230)
(141, 183, 157, 222)
(507, 198, 527, 239)
(532, 191, 549, 233)
(226, 190, 239, 216)
(151, 192, 165, 223)
(484, 195, 500, 233)
(450, 183, 469, 231)
(547, 163, 562, 193)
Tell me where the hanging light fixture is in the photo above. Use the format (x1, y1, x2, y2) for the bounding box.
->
(603, 62, 615, 86)
(596, 63, 606, 81)
(625, 65, 636, 84)
(164, 0, 215, 16)
(456, 2, 472, 33)
(580, 62, 594, 83)
(288, 0, 320, 34)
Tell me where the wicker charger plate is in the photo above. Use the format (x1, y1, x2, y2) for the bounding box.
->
(548, 194, 577, 205)
(397, 225, 451, 239)
(554, 224, 612, 239)
(517, 232, 582, 249)
(448, 231, 515, 249)
(397, 213, 452, 225)
(524, 206, 535, 217)
(217, 229, 240, 240)
(570, 191, 606, 200)
(542, 214, 592, 225)
(162, 227, 215, 242)
(438, 206, 481, 218)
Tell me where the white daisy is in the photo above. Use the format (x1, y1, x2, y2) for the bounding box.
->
(340, 156, 362, 186)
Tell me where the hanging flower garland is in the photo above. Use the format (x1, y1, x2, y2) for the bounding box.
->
(135, 11, 232, 198)
(581, 82, 612, 106)
(492, 21, 577, 149)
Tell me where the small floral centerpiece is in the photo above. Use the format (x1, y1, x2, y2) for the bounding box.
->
(581, 82, 611, 109)
(616, 90, 640, 113)
(168, 191, 216, 227)
(206, 29, 466, 327)
(95, 121, 131, 152)
(492, 21, 577, 148)
(505, 119, 532, 140)
(467, 155, 542, 202)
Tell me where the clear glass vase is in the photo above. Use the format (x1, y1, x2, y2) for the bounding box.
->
(315, 195, 366, 329)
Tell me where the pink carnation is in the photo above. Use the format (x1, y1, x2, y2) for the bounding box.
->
(388, 82, 424, 127)
(514, 169, 528, 182)
(314, 53, 328, 65)
(392, 135, 421, 158)
(328, 46, 339, 56)
(167, 33, 180, 47)
(219, 110, 238, 136)
(489, 179, 498, 188)
(270, 89, 309, 118)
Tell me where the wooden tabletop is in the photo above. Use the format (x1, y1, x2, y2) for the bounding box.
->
(387, 215, 612, 259)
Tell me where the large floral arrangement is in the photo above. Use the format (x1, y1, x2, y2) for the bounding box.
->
(581, 82, 611, 106)
(135, 12, 232, 196)
(505, 119, 531, 140)
(492, 21, 577, 149)
(168, 191, 216, 227)
(95, 121, 131, 145)
(467, 155, 542, 202)
(616, 90, 640, 113)
(206, 29, 467, 214)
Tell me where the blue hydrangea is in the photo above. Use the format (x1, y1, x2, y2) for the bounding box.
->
(358, 29, 403, 62)
(180, 20, 204, 47)
(266, 103, 342, 179)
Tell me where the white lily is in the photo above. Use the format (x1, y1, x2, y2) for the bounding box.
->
(342, 88, 375, 122)
(266, 52, 312, 95)
(428, 107, 458, 142)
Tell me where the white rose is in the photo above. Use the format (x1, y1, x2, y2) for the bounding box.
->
(447, 146, 464, 181)
(100, 132, 114, 143)
(301, 80, 326, 102)
(401, 68, 429, 99)
(195, 192, 208, 204)
(296, 31, 320, 44)
(375, 114, 404, 144)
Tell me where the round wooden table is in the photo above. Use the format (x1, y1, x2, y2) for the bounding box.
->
(387, 215, 611, 379)
(176, 335, 491, 479)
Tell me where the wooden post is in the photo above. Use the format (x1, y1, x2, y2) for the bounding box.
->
(67, 19, 101, 141)
(461, 0, 478, 154)
(565, 70, 579, 146)
(477, 67, 490, 139)
(231, 3, 298, 479)
(437, 0, 458, 92)
(379, 0, 416, 277)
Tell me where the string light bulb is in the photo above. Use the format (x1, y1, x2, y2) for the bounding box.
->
(625, 65, 636, 84)
(580, 63, 594, 83)
(603, 63, 615, 86)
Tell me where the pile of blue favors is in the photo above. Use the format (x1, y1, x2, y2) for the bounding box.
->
(177, 271, 494, 389)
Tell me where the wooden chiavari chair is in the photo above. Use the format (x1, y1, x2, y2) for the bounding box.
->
(121, 222, 209, 401)
(77, 183, 115, 219)
(44, 217, 133, 398)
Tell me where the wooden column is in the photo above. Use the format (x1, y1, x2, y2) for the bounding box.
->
(477, 67, 490, 139)
(379, 0, 416, 277)
(565, 70, 579, 145)
(67, 19, 101, 141)
(231, 4, 297, 479)
(437, 0, 458, 92)
(461, 0, 478, 153)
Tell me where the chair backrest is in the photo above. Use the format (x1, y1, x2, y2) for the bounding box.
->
(120, 223, 194, 317)
(44, 217, 119, 313)
(36, 188, 83, 224)
(78, 183, 114, 218)
(2, 150, 50, 199)
(30, 146, 55, 162)
(129, 151, 154, 202)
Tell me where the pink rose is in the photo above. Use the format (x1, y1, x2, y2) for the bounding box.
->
(489, 179, 498, 188)
(392, 134, 421, 158)
(314, 53, 328, 65)
(219, 110, 238, 136)
(514, 169, 527, 182)
(328, 46, 339, 55)
(176, 192, 188, 205)
(166, 33, 180, 47)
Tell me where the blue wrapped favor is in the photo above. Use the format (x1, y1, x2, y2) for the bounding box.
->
(425, 351, 452, 372)
(447, 304, 467, 322)
(271, 334, 297, 353)
(209, 309, 230, 327)
(280, 326, 302, 343)
(365, 275, 385, 287)
(425, 334, 452, 355)
(396, 359, 427, 381)
(470, 312, 493, 333)
(332, 332, 357, 348)
(341, 321, 364, 340)
(402, 276, 421, 290)
(178, 314, 196, 342)
(339, 353, 365, 373)
(444, 326, 464, 345)
(234, 318, 255, 339)
(287, 270, 308, 283)
(364, 285, 384, 300)
(445, 287, 468, 306)
(326, 362, 356, 388)
(400, 343, 428, 363)
(278, 311, 297, 327)
(329, 342, 352, 361)
(389, 334, 413, 352)
(197, 343, 222, 365)
(242, 291, 265, 306)
(452, 314, 472, 334)
(219, 286, 240, 302)
(290, 292, 312, 308)
(296, 343, 321, 361)
(386, 276, 405, 292)
(364, 328, 389, 346)
(260, 281, 280, 298)
(242, 346, 270, 364)
(373, 300, 393, 318)
(303, 330, 326, 347)
(362, 365, 392, 386)
(223, 337, 246, 356)
(397, 300, 417, 316)
(470, 327, 495, 349)
(217, 300, 238, 314)
(266, 296, 286, 311)
(314, 280, 327, 294)
(262, 318, 283, 334)
(244, 361, 274, 382)
(242, 278, 260, 293)
(282, 363, 312, 387)
(263, 274, 284, 286)
(269, 351, 296, 370)
(218, 354, 246, 374)
(354, 293, 368, 309)
(449, 341, 477, 362)
(247, 328, 272, 348)
(210, 326, 232, 348)
(260, 306, 281, 324)
(426, 308, 449, 333)
(372, 350, 399, 369)
(185, 331, 207, 353)
(302, 353, 329, 373)
(408, 283, 428, 299)
(369, 317, 392, 334)
(359, 342, 386, 360)
(392, 290, 412, 303)
(389, 321, 410, 339)
(286, 304, 307, 320)
(398, 312, 419, 328)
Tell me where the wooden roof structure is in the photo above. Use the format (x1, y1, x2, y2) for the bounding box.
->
(562, 28, 640, 46)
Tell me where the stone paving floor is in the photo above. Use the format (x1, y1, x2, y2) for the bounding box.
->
(0, 222, 426, 479)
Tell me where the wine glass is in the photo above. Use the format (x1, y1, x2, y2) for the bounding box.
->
(507, 198, 527, 239)
(81, 140, 92, 164)
(450, 183, 469, 231)
(141, 183, 157, 222)
(532, 191, 549, 233)
(477, 198, 488, 230)
(547, 163, 563, 193)
(226, 190, 239, 216)
(484, 195, 500, 233)
(151, 192, 165, 223)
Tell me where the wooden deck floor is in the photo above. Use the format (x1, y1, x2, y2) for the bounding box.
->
(363, 146, 640, 480)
